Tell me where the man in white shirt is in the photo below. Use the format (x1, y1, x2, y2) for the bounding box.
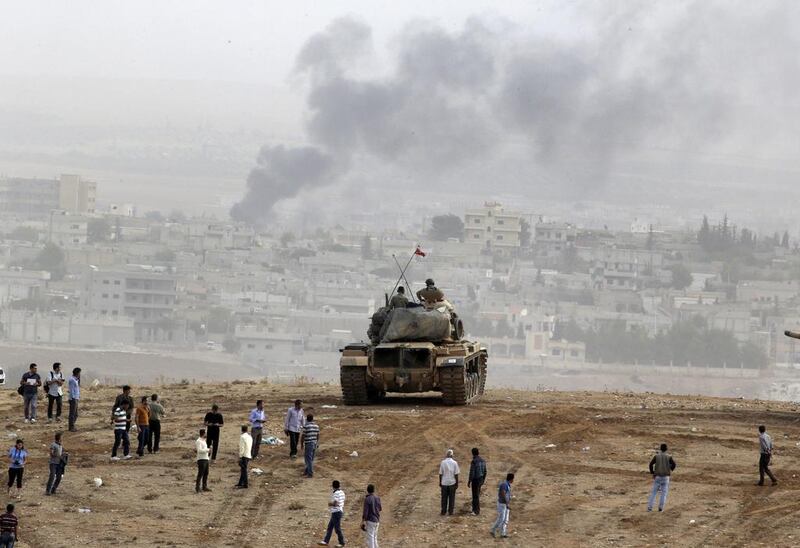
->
(284, 399, 306, 459)
(45, 362, 65, 423)
(195, 429, 211, 493)
(439, 449, 460, 516)
(237, 425, 253, 489)
(318, 480, 346, 547)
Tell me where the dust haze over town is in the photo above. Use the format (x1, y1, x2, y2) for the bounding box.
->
(2, 0, 800, 400)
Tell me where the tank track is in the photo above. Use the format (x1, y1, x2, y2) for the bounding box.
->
(440, 362, 486, 406)
(341, 366, 369, 405)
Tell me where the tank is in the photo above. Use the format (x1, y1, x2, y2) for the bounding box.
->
(339, 303, 487, 405)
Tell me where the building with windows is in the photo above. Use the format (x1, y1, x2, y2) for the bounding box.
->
(81, 266, 181, 343)
(58, 174, 97, 214)
(0, 177, 60, 219)
(48, 210, 89, 247)
(463, 202, 524, 252)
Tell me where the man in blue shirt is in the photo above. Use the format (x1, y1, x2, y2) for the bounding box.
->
(490, 473, 514, 539)
(249, 400, 266, 459)
(68, 368, 81, 432)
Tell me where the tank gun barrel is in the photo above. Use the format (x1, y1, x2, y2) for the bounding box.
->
(785, 330, 800, 340)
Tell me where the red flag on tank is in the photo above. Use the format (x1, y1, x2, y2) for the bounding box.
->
(414, 246, 426, 257)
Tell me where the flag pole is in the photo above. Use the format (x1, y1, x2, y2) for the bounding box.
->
(389, 244, 420, 301)
(393, 254, 417, 303)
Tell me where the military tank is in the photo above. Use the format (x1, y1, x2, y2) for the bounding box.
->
(339, 300, 487, 405)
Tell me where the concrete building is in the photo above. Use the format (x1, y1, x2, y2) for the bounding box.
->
(0, 177, 60, 219)
(0, 269, 50, 305)
(534, 221, 577, 260)
(81, 266, 181, 343)
(0, 310, 135, 346)
(48, 210, 89, 247)
(464, 202, 524, 252)
(58, 174, 97, 214)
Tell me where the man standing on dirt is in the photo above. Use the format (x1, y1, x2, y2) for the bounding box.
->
(148, 394, 165, 454)
(757, 425, 778, 486)
(490, 473, 514, 538)
(301, 414, 320, 478)
(134, 396, 150, 457)
(468, 447, 487, 515)
(439, 449, 460, 516)
(112, 385, 135, 432)
(20, 363, 41, 424)
(0, 503, 19, 547)
(236, 425, 252, 489)
(362, 483, 382, 548)
(46, 432, 65, 495)
(111, 401, 132, 461)
(647, 443, 676, 511)
(249, 400, 266, 459)
(204, 404, 224, 461)
(45, 362, 64, 423)
(318, 480, 346, 547)
(67, 367, 81, 432)
(195, 428, 211, 493)
(284, 399, 305, 459)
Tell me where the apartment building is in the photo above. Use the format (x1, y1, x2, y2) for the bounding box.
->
(464, 202, 524, 252)
(0, 177, 59, 219)
(58, 174, 97, 214)
(81, 266, 180, 342)
(48, 210, 89, 247)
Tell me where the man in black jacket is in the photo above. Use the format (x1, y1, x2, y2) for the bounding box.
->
(647, 443, 676, 512)
(467, 447, 487, 515)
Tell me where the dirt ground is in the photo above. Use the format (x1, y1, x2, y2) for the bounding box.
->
(2, 381, 800, 547)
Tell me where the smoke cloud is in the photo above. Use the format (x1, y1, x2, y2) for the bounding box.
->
(232, 2, 800, 223)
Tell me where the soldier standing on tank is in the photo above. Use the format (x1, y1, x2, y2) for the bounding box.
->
(417, 278, 445, 307)
(389, 286, 409, 309)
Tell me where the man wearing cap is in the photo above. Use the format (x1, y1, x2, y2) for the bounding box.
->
(284, 399, 306, 459)
(439, 449, 460, 516)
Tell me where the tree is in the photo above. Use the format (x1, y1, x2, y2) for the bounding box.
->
(428, 214, 464, 241)
(668, 263, 693, 290)
(87, 218, 111, 243)
(32, 243, 66, 280)
(7, 226, 39, 243)
(782, 231, 790, 248)
(280, 232, 296, 247)
(168, 210, 187, 223)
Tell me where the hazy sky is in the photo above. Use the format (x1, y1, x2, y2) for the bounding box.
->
(1, 0, 577, 84)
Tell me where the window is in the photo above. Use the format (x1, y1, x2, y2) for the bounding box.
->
(112, 310, 118, 316)
(101, 310, 107, 315)
(113, 294, 119, 299)
(247, 343, 255, 349)
(265, 344, 273, 349)
(555, 232, 561, 239)
(102, 293, 108, 298)
(551, 348, 561, 356)
(570, 350, 579, 357)
(103, 280, 110, 285)
(70, 224, 80, 229)
(474, 218, 481, 224)
(473, 234, 480, 239)
(496, 235, 504, 241)
(497, 219, 504, 225)
(114, 280, 121, 285)
(72, 238, 79, 243)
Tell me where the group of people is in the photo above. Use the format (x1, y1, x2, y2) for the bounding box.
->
(19, 362, 81, 431)
(109, 386, 165, 460)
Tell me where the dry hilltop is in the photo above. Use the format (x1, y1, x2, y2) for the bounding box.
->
(1, 381, 799, 547)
